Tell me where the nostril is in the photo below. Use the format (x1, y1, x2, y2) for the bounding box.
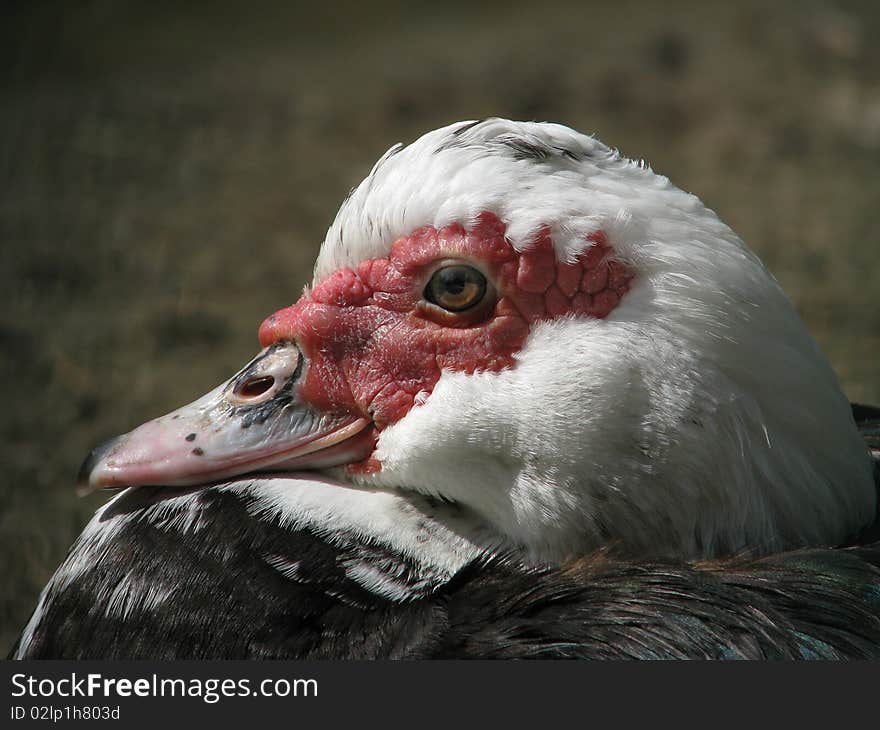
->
(236, 376, 275, 399)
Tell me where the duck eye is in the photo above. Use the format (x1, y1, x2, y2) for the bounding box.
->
(424, 265, 487, 312)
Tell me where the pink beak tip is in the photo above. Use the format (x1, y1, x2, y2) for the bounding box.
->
(75, 435, 126, 496)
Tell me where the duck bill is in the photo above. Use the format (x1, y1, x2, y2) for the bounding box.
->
(76, 342, 374, 494)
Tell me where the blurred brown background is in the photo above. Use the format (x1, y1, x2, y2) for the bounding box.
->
(2, 0, 879, 653)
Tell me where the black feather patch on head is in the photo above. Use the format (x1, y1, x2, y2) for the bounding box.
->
(436, 122, 586, 163)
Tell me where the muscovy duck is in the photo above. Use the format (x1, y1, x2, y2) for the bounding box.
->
(12, 119, 880, 659)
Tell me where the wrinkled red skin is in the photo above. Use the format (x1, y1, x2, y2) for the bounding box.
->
(259, 212, 633, 447)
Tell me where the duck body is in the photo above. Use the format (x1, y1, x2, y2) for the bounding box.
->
(13, 492, 880, 660)
(13, 406, 880, 660)
(12, 119, 880, 659)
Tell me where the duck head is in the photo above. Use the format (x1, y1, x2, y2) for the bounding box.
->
(79, 119, 876, 561)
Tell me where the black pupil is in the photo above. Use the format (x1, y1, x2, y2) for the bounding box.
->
(425, 265, 486, 311)
(443, 269, 467, 294)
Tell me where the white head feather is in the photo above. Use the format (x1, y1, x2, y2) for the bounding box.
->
(313, 118, 875, 561)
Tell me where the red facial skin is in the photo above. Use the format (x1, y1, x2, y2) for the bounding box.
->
(259, 213, 633, 463)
